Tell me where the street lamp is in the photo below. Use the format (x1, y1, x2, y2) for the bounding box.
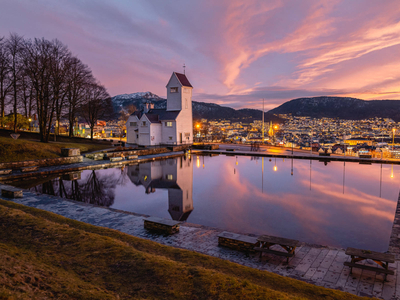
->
(393, 128, 396, 152)
(28, 118, 32, 131)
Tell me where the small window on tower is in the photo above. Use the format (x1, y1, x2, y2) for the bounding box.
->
(170, 87, 178, 93)
(185, 99, 188, 109)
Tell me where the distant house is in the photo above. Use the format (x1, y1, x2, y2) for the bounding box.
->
(126, 72, 193, 146)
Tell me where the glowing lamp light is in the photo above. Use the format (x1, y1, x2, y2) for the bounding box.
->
(274, 125, 278, 130)
(196, 124, 200, 129)
(28, 118, 32, 122)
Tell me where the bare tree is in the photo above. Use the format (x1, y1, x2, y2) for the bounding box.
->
(23, 38, 56, 142)
(5, 33, 25, 133)
(18, 72, 35, 118)
(49, 39, 71, 141)
(0, 37, 12, 128)
(65, 57, 92, 137)
(80, 82, 111, 140)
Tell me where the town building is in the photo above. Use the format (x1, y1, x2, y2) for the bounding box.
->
(126, 72, 193, 146)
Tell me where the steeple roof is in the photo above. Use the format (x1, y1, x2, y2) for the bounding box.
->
(174, 72, 193, 88)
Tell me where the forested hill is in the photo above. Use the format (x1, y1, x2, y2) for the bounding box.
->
(112, 92, 283, 123)
(268, 96, 400, 121)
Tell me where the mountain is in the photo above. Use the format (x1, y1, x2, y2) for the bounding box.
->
(268, 96, 400, 121)
(111, 92, 282, 123)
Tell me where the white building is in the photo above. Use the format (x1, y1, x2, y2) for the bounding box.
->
(126, 72, 193, 146)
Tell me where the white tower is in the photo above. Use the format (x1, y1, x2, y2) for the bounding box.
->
(165, 72, 193, 144)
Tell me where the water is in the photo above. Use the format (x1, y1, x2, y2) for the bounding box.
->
(14, 154, 400, 251)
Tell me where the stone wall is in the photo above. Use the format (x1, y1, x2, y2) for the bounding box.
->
(104, 148, 171, 158)
(0, 156, 83, 170)
(144, 220, 180, 234)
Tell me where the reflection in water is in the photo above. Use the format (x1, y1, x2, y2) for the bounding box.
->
(127, 156, 194, 221)
(25, 170, 118, 206)
(10, 154, 400, 251)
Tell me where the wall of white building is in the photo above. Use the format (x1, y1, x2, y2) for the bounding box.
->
(138, 115, 151, 145)
(150, 123, 162, 145)
(161, 120, 177, 144)
(176, 87, 193, 144)
(166, 75, 182, 111)
(126, 115, 139, 144)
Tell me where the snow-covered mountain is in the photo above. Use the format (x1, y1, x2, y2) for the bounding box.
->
(111, 92, 282, 123)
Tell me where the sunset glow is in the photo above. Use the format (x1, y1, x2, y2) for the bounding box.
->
(2, 0, 400, 109)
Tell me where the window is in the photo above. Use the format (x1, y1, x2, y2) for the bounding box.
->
(185, 99, 188, 109)
(142, 121, 147, 126)
(168, 136, 173, 140)
(170, 87, 178, 93)
(166, 174, 173, 180)
(165, 121, 172, 127)
(130, 122, 137, 126)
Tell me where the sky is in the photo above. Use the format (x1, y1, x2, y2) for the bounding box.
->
(1, 0, 400, 110)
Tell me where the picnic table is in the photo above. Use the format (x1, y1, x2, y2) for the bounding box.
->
(344, 247, 395, 281)
(254, 235, 300, 263)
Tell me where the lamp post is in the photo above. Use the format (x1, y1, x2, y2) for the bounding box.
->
(28, 118, 32, 132)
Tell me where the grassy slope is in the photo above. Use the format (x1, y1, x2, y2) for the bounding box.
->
(0, 200, 366, 300)
(0, 136, 109, 163)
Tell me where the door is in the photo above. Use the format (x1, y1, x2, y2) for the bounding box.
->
(179, 133, 182, 144)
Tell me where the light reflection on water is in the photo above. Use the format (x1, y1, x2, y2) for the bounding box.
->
(17, 154, 400, 251)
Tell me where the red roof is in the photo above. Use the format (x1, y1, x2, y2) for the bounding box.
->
(175, 72, 193, 88)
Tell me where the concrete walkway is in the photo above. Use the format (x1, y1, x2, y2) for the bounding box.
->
(1, 182, 400, 299)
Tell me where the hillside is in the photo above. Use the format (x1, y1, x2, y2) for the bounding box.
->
(0, 199, 363, 300)
(269, 96, 400, 121)
(112, 92, 283, 123)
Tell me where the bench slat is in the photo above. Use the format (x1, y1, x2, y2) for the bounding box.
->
(344, 262, 394, 275)
(345, 247, 395, 263)
(254, 247, 294, 257)
(257, 235, 300, 247)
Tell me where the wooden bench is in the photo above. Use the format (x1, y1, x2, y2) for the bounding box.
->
(144, 217, 180, 234)
(20, 166, 38, 173)
(1, 186, 23, 198)
(344, 247, 395, 281)
(255, 235, 300, 263)
(217, 231, 259, 253)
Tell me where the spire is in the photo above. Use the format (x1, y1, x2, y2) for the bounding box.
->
(183, 63, 186, 74)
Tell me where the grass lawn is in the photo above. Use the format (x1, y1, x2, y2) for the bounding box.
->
(0, 136, 110, 163)
(0, 199, 367, 300)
